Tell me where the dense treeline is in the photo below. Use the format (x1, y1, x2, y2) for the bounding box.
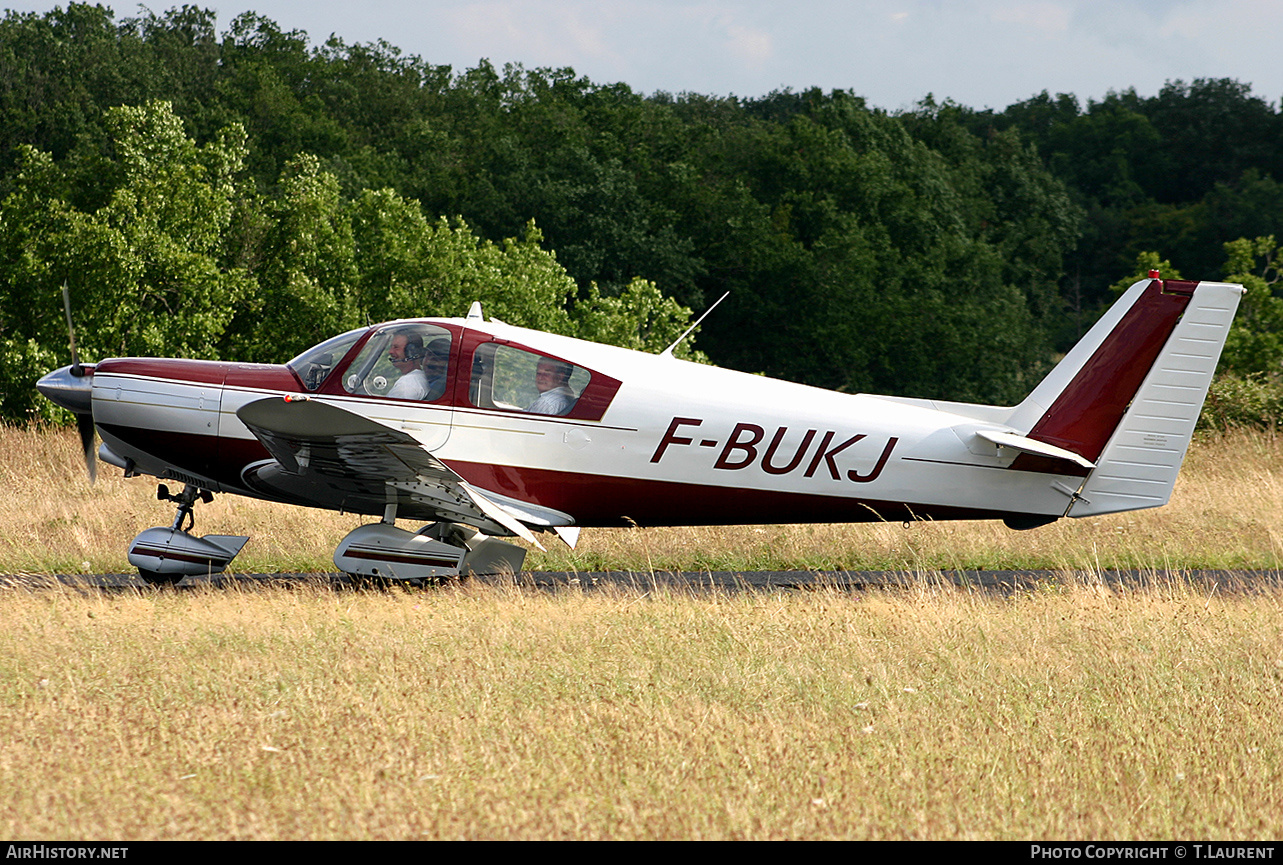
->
(946, 83, 1283, 328)
(1, 4, 1280, 424)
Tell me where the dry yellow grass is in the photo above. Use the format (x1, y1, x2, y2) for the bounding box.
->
(3, 427, 1283, 839)
(1, 425, 1280, 574)
(1, 578, 1280, 840)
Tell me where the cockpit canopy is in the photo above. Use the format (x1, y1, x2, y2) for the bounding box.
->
(286, 320, 620, 421)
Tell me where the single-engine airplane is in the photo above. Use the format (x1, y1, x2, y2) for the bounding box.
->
(37, 271, 1243, 584)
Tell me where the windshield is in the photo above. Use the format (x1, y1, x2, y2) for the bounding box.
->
(286, 328, 367, 391)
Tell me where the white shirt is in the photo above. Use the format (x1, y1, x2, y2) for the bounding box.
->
(526, 385, 576, 415)
(388, 368, 428, 400)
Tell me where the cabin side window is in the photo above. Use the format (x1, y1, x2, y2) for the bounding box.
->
(469, 344, 589, 416)
(340, 324, 453, 401)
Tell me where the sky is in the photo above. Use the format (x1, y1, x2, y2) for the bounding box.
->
(7, 0, 1283, 110)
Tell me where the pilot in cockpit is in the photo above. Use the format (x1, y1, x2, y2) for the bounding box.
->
(421, 338, 451, 400)
(386, 331, 428, 400)
(525, 358, 578, 415)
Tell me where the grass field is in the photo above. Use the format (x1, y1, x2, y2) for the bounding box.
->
(2, 426, 1282, 840)
(2, 576, 1281, 840)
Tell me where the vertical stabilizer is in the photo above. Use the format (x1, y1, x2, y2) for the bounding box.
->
(1066, 280, 1244, 516)
(1009, 277, 1204, 462)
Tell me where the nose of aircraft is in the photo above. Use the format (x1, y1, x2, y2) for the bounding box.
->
(36, 364, 94, 415)
(36, 364, 98, 482)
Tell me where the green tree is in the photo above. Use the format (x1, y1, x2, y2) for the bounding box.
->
(1106, 251, 1183, 295)
(0, 4, 132, 172)
(1219, 236, 1283, 376)
(570, 278, 704, 359)
(1196, 237, 1283, 431)
(0, 100, 252, 419)
(223, 152, 355, 362)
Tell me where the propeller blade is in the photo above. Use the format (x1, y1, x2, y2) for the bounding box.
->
(56, 283, 95, 482)
(61, 283, 83, 376)
(77, 412, 97, 484)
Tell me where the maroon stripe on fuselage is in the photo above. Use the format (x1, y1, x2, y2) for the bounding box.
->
(99, 422, 273, 494)
(443, 459, 1039, 527)
(94, 357, 235, 385)
(224, 364, 305, 392)
(1021, 278, 1194, 463)
(99, 417, 1046, 526)
(96, 358, 302, 392)
(98, 424, 227, 486)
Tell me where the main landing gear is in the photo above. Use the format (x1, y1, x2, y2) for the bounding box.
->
(333, 502, 528, 583)
(126, 483, 249, 586)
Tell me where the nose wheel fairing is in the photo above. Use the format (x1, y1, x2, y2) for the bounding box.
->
(127, 527, 249, 583)
(126, 483, 248, 585)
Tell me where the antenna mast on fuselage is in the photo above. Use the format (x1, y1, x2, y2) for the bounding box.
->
(660, 291, 729, 358)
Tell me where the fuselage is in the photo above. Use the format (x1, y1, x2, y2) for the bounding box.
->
(88, 315, 1081, 527)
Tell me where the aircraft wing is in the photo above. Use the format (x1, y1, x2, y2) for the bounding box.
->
(236, 396, 570, 547)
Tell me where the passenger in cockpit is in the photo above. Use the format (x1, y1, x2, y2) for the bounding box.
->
(525, 358, 577, 415)
(387, 331, 428, 400)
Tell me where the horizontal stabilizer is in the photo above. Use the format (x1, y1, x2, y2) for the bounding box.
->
(975, 429, 1095, 469)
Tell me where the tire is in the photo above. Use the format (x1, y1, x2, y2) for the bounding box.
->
(137, 569, 182, 586)
(344, 572, 393, 590)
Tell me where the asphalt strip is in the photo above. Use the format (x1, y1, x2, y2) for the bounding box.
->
(4, 569, 1283, 594)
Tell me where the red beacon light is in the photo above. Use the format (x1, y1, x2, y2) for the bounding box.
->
(1148, 269, 1161, 279)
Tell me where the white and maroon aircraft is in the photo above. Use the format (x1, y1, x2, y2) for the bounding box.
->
(37, 272, 1243, 584)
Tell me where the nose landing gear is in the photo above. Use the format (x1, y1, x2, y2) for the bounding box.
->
(127, 483, 249, 586)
